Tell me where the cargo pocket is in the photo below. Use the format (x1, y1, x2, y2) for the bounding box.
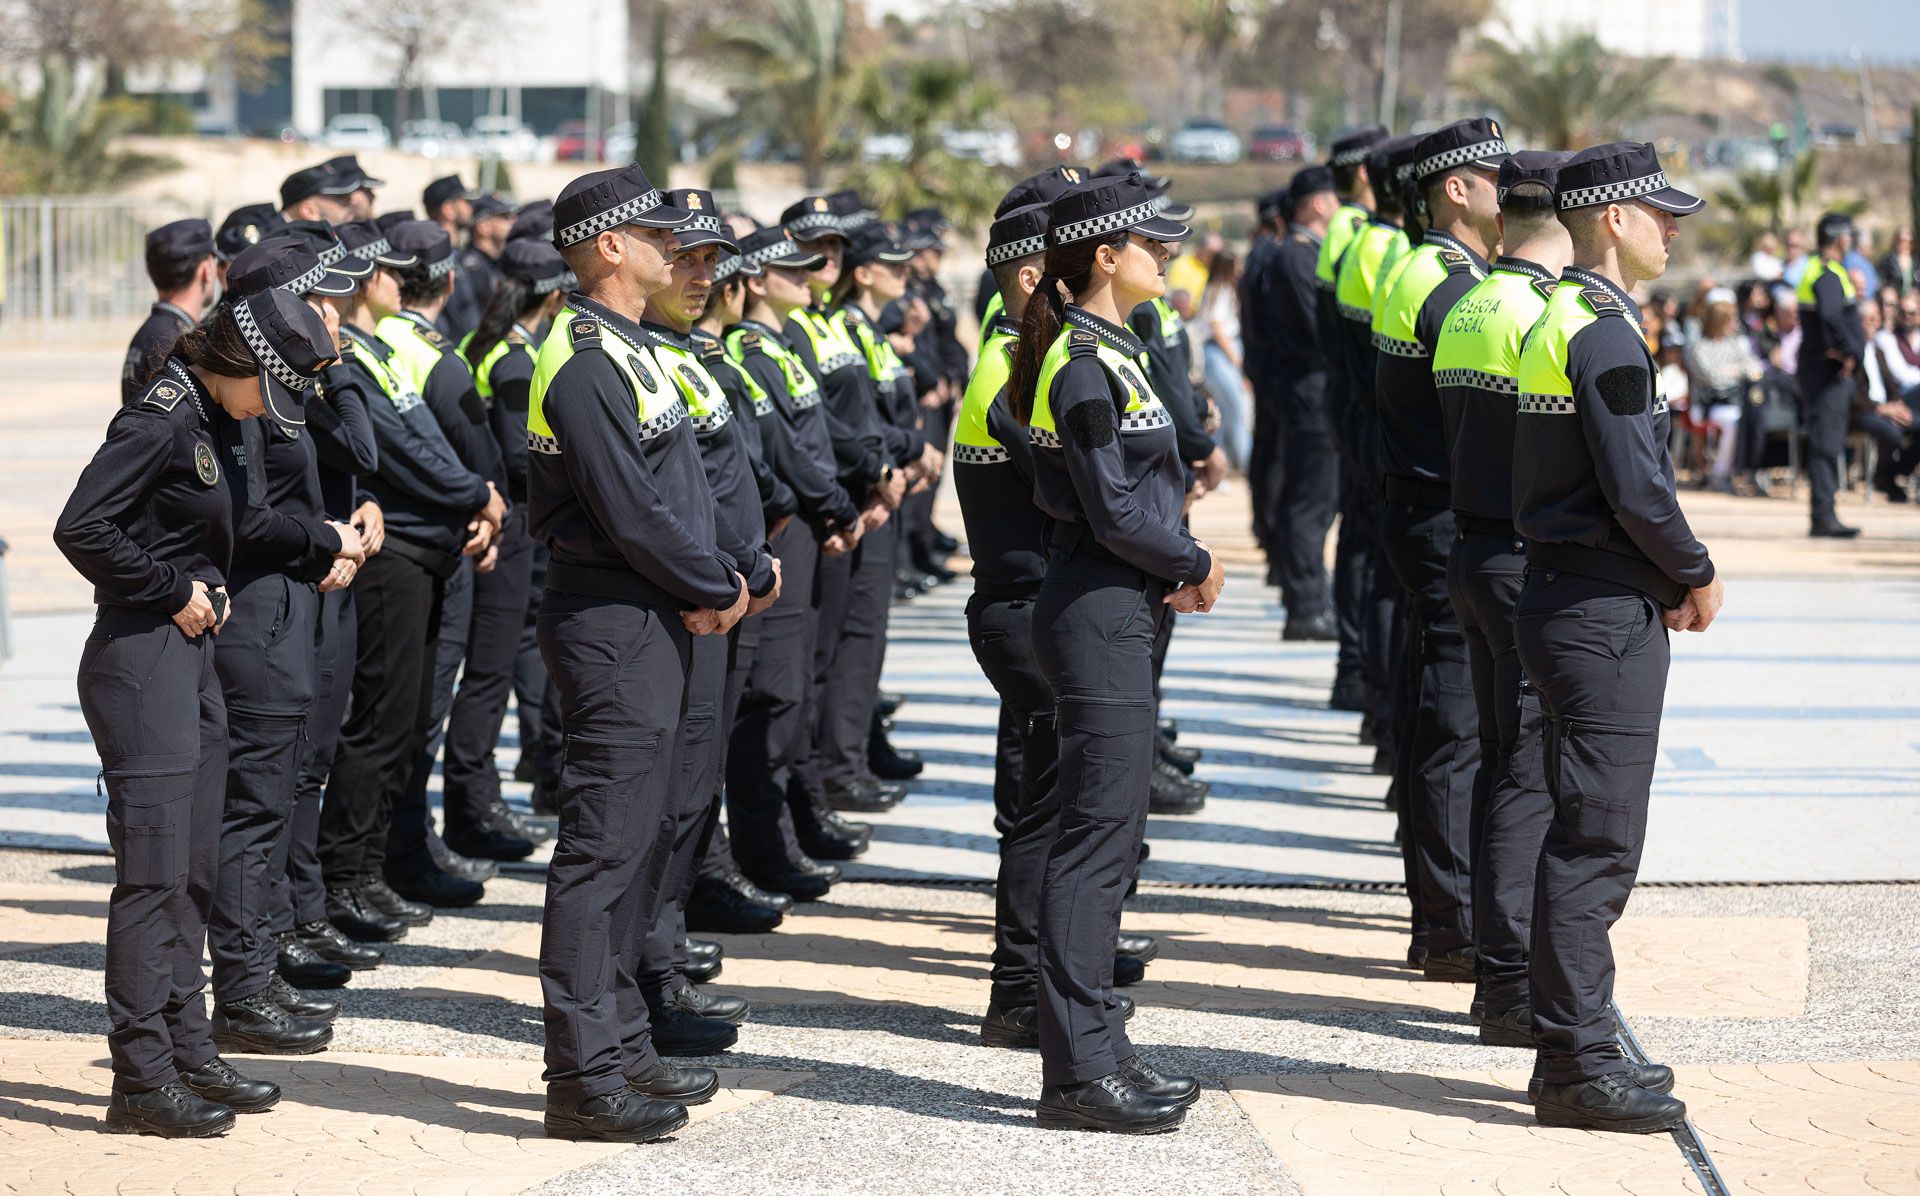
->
(1059, 694, 1153, 823)
(102, 760, 196, 888)
(556, 732, 660, 861)
(1555, 717, 1659, 853)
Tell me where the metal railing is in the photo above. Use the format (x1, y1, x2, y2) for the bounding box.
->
(1, 196, 203, 341)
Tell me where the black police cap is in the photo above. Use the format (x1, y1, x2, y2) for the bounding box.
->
(1497, 150, 1571, 209)
(385, 220, 456, 279)
(1412, 117, 1511, 183)
(1094, 156, 1170, 192)
(1817, 211, 1856, 242)
(843, 223, 914, 270)
(737, 226, 825, 272)
(1367, 134, 1424, 206)
(1288, 165, 1335, 203)
(280, 165, 337, 209)
(233, 286, 337, 431)
(1329, 125, 1389, 167)
(336, 219, 412, 269)
(904, 205, 949, 231)
(714, 249, 761, 284)
(1554, 141, 1703, 215)
(998, 165, 1088, 217)
(664, 188, 737, 254)
(375, 210, 417, 234)
(214, 204, 283, 263)
(826, 190, 875, 232)
(279, 219, 374, 290)
(320, 155, 384, 194)
(422, 175, 469, 211)
(229, 237, 329, 298)
(508, 200, 554, 243)
(987, 202, 1049, 268)
(498, 239, 571, 294)
(554, 164, 689, 249)
(780, 195, 845, 242)
(1048, 173, 1191, 248)
(146, 218, 214, 269)
(472, 193, 515, 221)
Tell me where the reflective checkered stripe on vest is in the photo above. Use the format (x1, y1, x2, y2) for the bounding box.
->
(1028, 327, 1171, 449)
(952, 327, 1017, 465)
(838, 309, 907, 387)
(653, 339, 732, 435)
(1795, 255, 1857, 311)
(376, 313, 445, 393)
(345, 333, 424, 415)
(725, 326, 822, 411)
(1431, 269, 1550, 398)
(1335, 224, 1405, 325)
(789, 308, 866, 377)
(1515, 282, 1597, 417)
(1371, 245, 1452, 360)
(1315, 203, 1370, 289)
(527, 307, 683, 455)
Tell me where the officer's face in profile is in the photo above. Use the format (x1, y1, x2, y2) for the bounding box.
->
(365, 267, 402, 317)
(797, 237, 843, 294)
(609, 225, 678, 292)
(1104, 234, 1171, 304)
(1621, 201, 1680, 280)
(759, 267, 812, 309)
(859, 260, 909, 304)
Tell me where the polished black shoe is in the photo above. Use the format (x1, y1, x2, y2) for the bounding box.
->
(1116, 933, 1159, 962)
(799, 819, 870, 861)
(179, 1056, 281, 1113)
(685, 954, 722, 985)
(743, 863, 831, 902)
(1113, 954, 1146, 986)
(545, 1089, 688, 1142)
(429, 835, 499, 882)
(876, 689, 905, 716)
(823, 777, 900, 814)
(687, 938, 723, 965)
(980, 1000, 1040, 1049)
(668, 982, 750, 1025)
(325, 887, 406, 943)
(1149, 767, 1206, 815)
(1478, 1003, 1533, 1047)
(1533, 1070, 1686, 1133)
(212, 991, 333, 1055)
(486, 795, 555, 844)
(1113, 992, 1136, 1020)
(266, 973, 339, 1023)
(686, 871, 788, 933)
(1153, 757, 1208, 794)
(869, 732, 925, 780)
(1329, 675, 1369, 712)
(822, 809, 872, 841)
(1037, 1071, 1187, 1134)
(1157, 716, 1179, 741)
(1405, 941, 1428, 969)
(360, 876, 433, 927)
(387, 866, 484, 909)
(1283, 608, 1340, 642)
(1809, 520, 1862, 539)
(297, 918, 385, 969)
(1423, 949, 1476, 983)
(651, 1005, 739, 1056)
(443, 823, 538, 862)
(627, 1059, 720, 1105)
(1157, 734, 1201, 769)
(105, 1079, 235, 1137)
(1528, 1060, 1674, 1102)
(1119, 1054, 1200, 1107)
(276, 931, 351, 989)
(791, 854, 841, 883)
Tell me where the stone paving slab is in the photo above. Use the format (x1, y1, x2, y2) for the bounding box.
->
(1227, 1060, 1920, 1196)
(0, 1037, 809, 1195)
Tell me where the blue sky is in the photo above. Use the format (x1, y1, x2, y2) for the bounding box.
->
(1741, 0, 1920, 63)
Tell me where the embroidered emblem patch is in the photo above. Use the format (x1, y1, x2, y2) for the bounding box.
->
(629, 354, 659, 392)
(193, 440, 219, 486)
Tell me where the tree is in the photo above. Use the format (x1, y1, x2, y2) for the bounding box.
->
(1174, 0, 1253, 118)
(699, 0, 863, 188)
(329, 0, 497, 132)
(634, 3, 672, 181)
(1251, 0, 1491, 130)
(837, 60, 1007, 231)
(1707, 149, 1865, 256)
(0, 56, 174, 192)
(1460, 32, 1668, 151)
(0, 0, 282, 95)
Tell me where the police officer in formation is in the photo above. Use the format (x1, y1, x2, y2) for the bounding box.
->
(1797, 211, 1869, 539)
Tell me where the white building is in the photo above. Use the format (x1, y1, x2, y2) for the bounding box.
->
(1487, 0, 1741, 61)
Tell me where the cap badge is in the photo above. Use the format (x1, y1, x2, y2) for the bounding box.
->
(244, 224, 260, 244)
(193, 440, 220, 486)
(1490, 120, 1500, 139)
(812, 198, 828, 212)
(687, 193, 703, 210)
(1063, 168, 1081, 183)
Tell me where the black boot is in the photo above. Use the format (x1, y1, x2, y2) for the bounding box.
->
(1478, 1002, 1533, 1047)
(1037, 1071, 1187, 1134)
(276, 931, 351, 989)
(1810, 520, 1862, 538)
(211, 990, 333, 1055)
(979, 1000, 1040, 1049)
(686, 871, 788, 933)
(823, 777, 900, 814)
(626, 1059, 720, 1105)
(428, 833, 499, 882)
(667, 981, 750, 1025)
(791, 854, 841, 883)
(105, 1079, 235, 1137)
(486, 795, 555, 844)
(325, 887, 406, 943)
(1528, 1060, 1674, 1102)
(1118, 1054, 1200, 1107)
(1157, 734, 1201, 770)
(1422, 948, 1476, 983)
(744, 862, 832, 902)
(266, 973, 339, 1023)
(687, 938, 723, 965)
(442, 820, 538, 862)
(1149, 764, 1207, 815)
(387, 866, 484, 909)
(798, 815, 870, 861)
(931, 527, 958, 554)
(530, 777, 561, 817)
(179, 1056, 281, 1113)
(685, 954, 722, 985)
(868, 724, 925, 780)
(360, 876, 433, 927)
(1283, 609, 1340, 641)
(544, 1089, 688, 1142)
(650, 1005, 739, 1056)
(1114, 954, 1147, 986)
(1330, 674, 1368, 712)
(1115, 933, 1159, 962)
(1532, 1070, 1686, 1133)
(296, 918, 384, 969)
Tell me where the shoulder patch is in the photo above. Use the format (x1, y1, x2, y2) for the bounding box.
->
(697, 340, 725, 362)
(192, 439, 220, 486)
(417, 325, 447, 347)
(1580, 287, 1626, 318)
(628, 353, 659, 392)
(569, 316, 603, 348)
(1531, 276, 1557, 302)
(1438, 247, 1469, 272)
(140, 379, 186, 413)
(1068, 329, 1100, 358)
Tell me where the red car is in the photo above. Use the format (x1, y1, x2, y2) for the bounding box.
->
(553, 120, 604, 162)
(1248, 125, 1314, 162)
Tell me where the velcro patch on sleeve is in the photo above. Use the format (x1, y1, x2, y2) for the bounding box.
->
(1065, 401, 1115, 450)
(1595, 364, 1650, 416)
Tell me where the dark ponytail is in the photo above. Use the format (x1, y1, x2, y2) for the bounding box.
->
(171, 306, 257, 380)
(465, 274, 540, 368)
(1006, 230, 1128, 425)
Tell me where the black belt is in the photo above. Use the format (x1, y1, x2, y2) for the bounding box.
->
(381, 534, 462, 579)
(1383, 474, 1451, 508)
(1526, 541, 1688, 609)
(1456, 515, 1519, 540)
(546, 561, 685, 609)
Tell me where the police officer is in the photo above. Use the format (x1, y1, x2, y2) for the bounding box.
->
(1240, 187, 1288, 582)
(531, 165, 740, 1140)
(319, 155, 384, 221)
(1006, 173, 1215, 1133)
(1268, 167, 1343, 642)
(279, 165, 354, 225)
(124, 219, 217, 406)
(213, 205, 284, 281)
(1798, 212, 1868, 538)
(1373, 118, 1510, 981)
(977, 166, 1089, 328)
(425, 175, 484, 339)
(1430, 150, 1570, 1042)
(464, 192, 516, 318)
(55, 287, 335, 1136)
(1513, 142, 1722, 1132)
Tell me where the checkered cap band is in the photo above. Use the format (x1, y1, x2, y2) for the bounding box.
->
(986, 234, 1046, 267)
(1416, 138, 1509, 181)
(1518, 393, 1577, 414)
(532, 273, 568, 295)
(1434, 367, 1518, 394)
(427, 256, 455, 281)
(682, 214, 724, 235)
(281, 261, 328, 296)
(1052, 199, 1160, 246)
(1558, 171, 1670, 211)
(233, 300, 315, 393)
(742, 238, 808, 270)
(714, 256, 744, 282)
(785, 212, 841, 238)
(1395, 161, 1419, 184)
(557, 188, 664, 247)
(347, 238, 392, 264)
(315, 243, 347, 268)
(1332, 146, 1371, 167)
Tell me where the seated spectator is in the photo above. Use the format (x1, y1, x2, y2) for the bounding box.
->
(1749, 232, 1786, 281)
(1893, 291, 1920, 369)
(1769, 286, 1801, 374)
(1881, 226, 1916, 297)
(1854, 298, 1919, 501)
(1738, 281, 1776, 352)
(1684, 293, 1765, 492)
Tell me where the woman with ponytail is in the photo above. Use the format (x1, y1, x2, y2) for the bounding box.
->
(1014, 172, 1224, 1136)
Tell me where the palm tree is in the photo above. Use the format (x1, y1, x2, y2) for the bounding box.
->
(1708, 148, 1865, 256)
(1461, 32, 1668, 150)
(837, 60, 1008, 231)
(699, 0, 861, 188)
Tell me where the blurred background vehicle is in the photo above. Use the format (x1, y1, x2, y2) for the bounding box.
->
(1169, 119, 1241, 164)
(322, 113, 390, 151)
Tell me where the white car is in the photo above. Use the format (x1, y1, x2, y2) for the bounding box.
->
(1169, 119, 1242, 164)
(322, 113, 390, 151)
(398, 119, 465, 159)
(943, 128, 1021, 168)
(862, 133, 911, 163)
(468, 115, 541, 162)
(601, 122, 637, 164)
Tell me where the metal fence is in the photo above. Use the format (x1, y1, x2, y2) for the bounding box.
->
(2, 196, 203, 341)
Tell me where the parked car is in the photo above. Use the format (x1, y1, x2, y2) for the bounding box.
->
(862, 132, 911, 163)
(943, 127, 1021, 168)
(1247, 124, 1313, 162)
(1169, 119, 1242, 164)
(553, 120, 603, 161)
(601, 122, 636, 164)
(468, 115, 541, 162)
(322, 113, 390, 151)
(398, 119, 464, 159)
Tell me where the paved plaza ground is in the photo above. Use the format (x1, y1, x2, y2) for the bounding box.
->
(1, 346, 1918, 1192)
